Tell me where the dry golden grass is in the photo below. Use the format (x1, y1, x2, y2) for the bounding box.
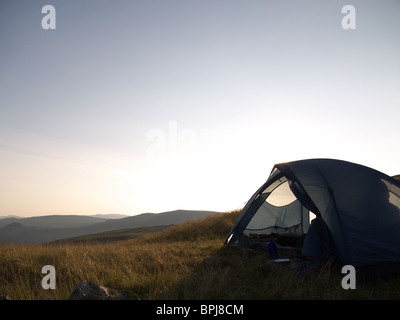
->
(1, 210, 400, 300)
(0, 211, 237, 300)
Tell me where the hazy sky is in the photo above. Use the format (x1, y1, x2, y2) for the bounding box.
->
(0, 0, 399, 216)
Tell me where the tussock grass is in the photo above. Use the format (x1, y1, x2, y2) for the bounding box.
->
(1, 210, 400, 300)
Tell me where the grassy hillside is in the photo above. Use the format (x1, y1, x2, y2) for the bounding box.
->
(53, 225, 172, 244)
(1, 210, 400, 300)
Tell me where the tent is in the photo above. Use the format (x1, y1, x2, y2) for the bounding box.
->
(225, 159, 400, 280)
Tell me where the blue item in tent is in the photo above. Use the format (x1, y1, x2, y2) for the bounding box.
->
(267, 240, 277, 259)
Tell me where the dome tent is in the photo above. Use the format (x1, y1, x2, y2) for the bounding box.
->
(225, 159, 400, 280)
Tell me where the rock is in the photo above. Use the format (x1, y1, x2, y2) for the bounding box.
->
(68, 280, 128, 300)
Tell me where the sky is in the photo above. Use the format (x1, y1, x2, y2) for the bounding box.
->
(0, 0, 399, 217)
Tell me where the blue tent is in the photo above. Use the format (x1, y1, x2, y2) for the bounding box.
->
(226, 159, 400, 280)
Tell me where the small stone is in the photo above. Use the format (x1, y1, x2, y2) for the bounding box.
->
(68, 280, 128, 300)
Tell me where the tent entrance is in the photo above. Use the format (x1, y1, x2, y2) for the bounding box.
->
(243, 175, 310, 248)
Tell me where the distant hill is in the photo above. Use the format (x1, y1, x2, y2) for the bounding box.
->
(89, 214, 130, 219)
(0, 210, 221, 244)
(393, 175, 400, 181)
(0, 215, 22, 220)
(0, 222, 86, 244)
(0, 215, 108, 229)
(79, 210, 222, 234)
(53, 225, 172, 244)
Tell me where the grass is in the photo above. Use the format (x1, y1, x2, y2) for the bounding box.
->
(53, 225, 172, 244)
(1, 210, 400, 300)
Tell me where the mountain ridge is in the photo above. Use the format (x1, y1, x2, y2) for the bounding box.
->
(0, 209, 222, 244)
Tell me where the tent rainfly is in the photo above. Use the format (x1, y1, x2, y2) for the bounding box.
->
(225, 159, 400, 281)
